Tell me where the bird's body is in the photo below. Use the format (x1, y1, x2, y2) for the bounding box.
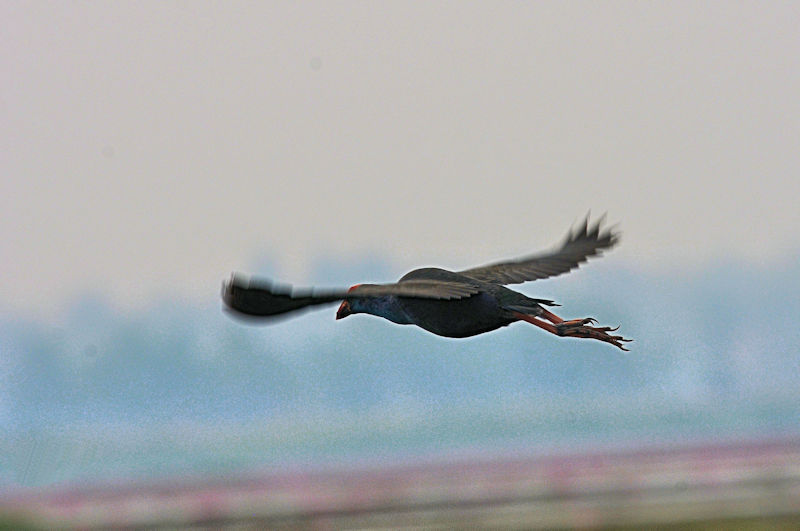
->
(354, 267, 550, 338)
(394, 290, 515, 338)
(223, 216, 631, 350)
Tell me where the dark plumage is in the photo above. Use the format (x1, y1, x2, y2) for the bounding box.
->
(222, 216, 631, 350)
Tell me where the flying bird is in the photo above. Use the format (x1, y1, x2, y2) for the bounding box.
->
(222, 216, 631, 350)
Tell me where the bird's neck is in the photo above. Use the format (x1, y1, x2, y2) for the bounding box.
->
(352, 296, 412, 325)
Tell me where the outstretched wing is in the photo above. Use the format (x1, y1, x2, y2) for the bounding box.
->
(222, 273, 481, 320)
(222, 274, 347, 319)
(457, 215, 619, 285)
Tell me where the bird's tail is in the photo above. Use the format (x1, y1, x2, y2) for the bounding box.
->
(503, 298, 560, 314)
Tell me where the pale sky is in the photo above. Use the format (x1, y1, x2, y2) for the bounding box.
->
(2, 2, 799, 316)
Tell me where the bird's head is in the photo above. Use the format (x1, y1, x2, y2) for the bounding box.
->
(335, 284, 362, 320)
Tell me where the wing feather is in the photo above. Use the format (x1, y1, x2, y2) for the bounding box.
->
(457, 215, 619, 285)
(221, 273, 480, 319)
(350, 280, 481, 299)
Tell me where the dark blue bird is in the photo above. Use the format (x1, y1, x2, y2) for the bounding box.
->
(222, 216, 630, 350)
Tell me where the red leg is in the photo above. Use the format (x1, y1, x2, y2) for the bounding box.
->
(539, 308, 598, 327)
(511, 311, 631, 351)
(539, 308, 563, 324)
(513, 311, 560, 333)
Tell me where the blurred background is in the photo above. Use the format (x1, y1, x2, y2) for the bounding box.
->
(2, 2, 799, 528)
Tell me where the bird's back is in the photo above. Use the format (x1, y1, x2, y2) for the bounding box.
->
(398, 267, 474, 284)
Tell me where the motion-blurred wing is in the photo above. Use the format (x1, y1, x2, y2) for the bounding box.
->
(221, 273, 481, 320)
(351, 280, 481, 300)
(457, 215, 619, 285)
(222, 273, 348, 319)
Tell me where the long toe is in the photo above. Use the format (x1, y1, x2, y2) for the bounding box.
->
(556, 322, 632, 350)
(560, 317, 597, 327)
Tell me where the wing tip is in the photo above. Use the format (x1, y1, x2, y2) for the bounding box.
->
(221, 272, 293, 313)
(221, 272, 245, 308)
(565, 212, 620, 250)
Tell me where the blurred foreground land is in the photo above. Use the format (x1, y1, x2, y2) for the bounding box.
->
(3, 437, 799, 530)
